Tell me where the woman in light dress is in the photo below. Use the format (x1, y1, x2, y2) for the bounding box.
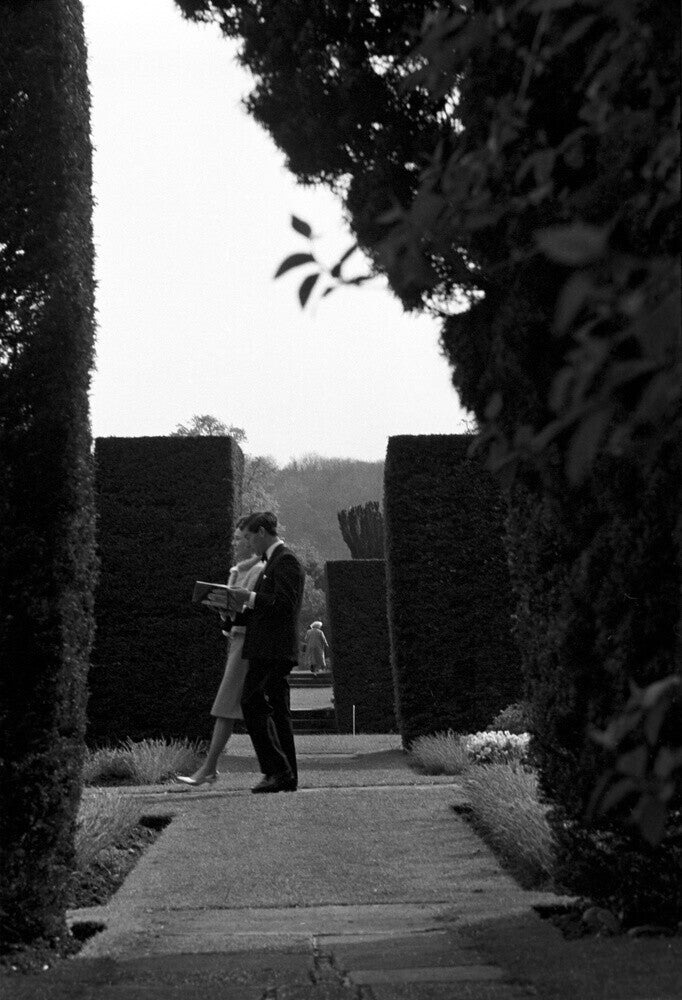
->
(176, 517, 263, 786)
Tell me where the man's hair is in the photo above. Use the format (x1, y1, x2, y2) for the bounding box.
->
(236, 514, 252, 530)
(244, 511, 278, 536)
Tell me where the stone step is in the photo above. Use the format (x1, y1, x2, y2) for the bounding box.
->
(290, 671, 333, 688)
(292, 727, 339, 736)
(292, 707, 338, 735)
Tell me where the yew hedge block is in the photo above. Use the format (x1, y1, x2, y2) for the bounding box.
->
(87, 436, 243, 743)
(325, 559, 396, 733)
(384, 434, 521, 745)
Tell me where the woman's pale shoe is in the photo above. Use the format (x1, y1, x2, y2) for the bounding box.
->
(175, 771, 218, 787)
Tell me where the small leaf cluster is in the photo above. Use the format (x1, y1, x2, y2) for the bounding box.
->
(274, 215, 371, 308)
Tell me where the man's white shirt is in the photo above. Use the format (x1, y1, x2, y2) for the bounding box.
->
(246, 539, 283, 609)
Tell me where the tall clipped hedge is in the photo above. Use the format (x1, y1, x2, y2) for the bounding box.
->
(88, 436, 243, 743)
(508, 439, 682, 925)
(384, 435, 521, 745)
(0, 1, 97, 948)
(325, 560, 396, 733)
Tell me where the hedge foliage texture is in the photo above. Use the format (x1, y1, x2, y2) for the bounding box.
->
(0, 0, 97, 948)
(508, 443, 682, 925)
(88, 437, 243, 743)
(384, 435, 521, 745)
(325, 560, 396, 734)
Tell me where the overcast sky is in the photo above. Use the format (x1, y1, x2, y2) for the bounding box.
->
(83, 0, 470, 465)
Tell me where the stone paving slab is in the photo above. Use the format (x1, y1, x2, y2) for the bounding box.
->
(317, 928, 484, 969)
(1, 951, 354, 1000)
(349, 965, 505, 984)
(72, 899, 561, 961)
(126, 773, 459, 799)
(91, 787, 500, 914)
(367, 985, 531, 1000)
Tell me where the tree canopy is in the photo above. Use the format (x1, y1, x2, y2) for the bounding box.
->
(176, 0, 679, 481)
(171, 413, 247, 441)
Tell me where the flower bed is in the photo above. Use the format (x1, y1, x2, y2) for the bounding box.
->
(409, 729, 530, 774)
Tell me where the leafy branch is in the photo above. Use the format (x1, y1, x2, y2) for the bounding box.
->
(274, 215, 373, 308)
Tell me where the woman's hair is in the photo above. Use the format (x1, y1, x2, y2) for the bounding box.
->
(244, 511, 278, 535)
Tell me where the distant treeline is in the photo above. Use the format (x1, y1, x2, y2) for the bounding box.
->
(265, 455, 384, 562)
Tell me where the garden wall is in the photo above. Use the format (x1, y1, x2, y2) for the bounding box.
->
(325, 560, 396, 733)
(87, 436, 243, 743)
(384, 434, 521, 745)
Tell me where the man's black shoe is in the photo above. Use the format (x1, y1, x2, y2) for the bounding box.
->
(251, 773, 297, 794)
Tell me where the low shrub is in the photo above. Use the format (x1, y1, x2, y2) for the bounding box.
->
(121, 737, 204, 785)
(466, 730, 530, 766)
(409, 730, 469, 775)
(465, 764, 555, 887)
(487, 701, 533, 735)
(75, 789, 140, 872)
(83, 748, 135, 785)
(84, 737, 204, 786)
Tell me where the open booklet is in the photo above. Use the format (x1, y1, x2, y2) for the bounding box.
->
(192, 581, 238, 608)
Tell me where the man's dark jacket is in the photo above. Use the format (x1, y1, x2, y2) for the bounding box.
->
(242, 543, 305, 663)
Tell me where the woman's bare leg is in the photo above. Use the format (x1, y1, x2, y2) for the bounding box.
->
(203, 716, 234, 774)
(185, 717, 235, 780)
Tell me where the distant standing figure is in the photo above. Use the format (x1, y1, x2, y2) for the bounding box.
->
(303, 622, 329, 675)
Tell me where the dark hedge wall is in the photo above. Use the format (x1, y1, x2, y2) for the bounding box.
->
(0, 1, 97, 948)
(384, 434, 521, 746)
(87, 436, 243, 743)
(325, 560, 396, 733)
(508, 435, 682, 925)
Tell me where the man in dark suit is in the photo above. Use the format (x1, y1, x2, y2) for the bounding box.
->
(228, 511, 305, 793)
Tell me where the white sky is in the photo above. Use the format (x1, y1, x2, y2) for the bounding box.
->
(83, 0, 470, 464)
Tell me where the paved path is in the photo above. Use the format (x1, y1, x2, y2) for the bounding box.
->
(5, 736, 681, 999)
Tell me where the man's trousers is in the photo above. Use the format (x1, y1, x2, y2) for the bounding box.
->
(241, 658, 297, 781)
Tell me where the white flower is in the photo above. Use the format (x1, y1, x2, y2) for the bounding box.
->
(464, 730, 530, 765)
